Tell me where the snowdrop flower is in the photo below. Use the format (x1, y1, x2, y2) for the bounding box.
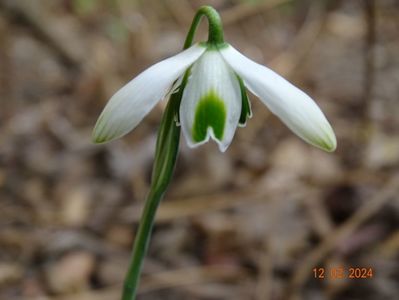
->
(100, 7, 337, 300)
(93, 19, 336, 154)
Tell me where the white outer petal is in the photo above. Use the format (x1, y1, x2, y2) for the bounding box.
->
(92, 44, 205, 143)
(220, 45, 337, 152)
(180, 50, 241, 152)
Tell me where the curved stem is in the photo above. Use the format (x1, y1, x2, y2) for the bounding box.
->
(121, 6, 224, 300)
(184, 5, 224, 48)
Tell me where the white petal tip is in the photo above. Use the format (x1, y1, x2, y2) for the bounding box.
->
(311, 131, 337, 152)
(91, 128, 119, 144)
(319, 142, 336, 152)
(92, 113, 129, 144)
(185, 137, 209, 150)
(92, 135, 110, 144)
(185, 139, 229, 153)
(322, 138, 337, 152)
(217, 144, 228, 153)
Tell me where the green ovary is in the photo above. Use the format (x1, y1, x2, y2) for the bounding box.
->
(192, 90, 227, 142)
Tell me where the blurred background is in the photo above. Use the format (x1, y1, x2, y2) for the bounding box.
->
(0, 0, 398, 299)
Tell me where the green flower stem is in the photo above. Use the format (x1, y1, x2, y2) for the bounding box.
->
(121, 97, 180, 300)
(121, 74, 189, 300)
(121, 6, 224, 300)
(184, 5, 224, 48)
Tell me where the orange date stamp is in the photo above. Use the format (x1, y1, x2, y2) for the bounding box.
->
(313, 267, 374, 280)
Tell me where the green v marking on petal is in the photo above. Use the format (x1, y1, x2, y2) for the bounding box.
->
(192, 90, 226, 142)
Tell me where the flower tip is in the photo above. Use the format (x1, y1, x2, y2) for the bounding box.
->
(92, 133, 108, 144)
(323, 142, 337, 152)
(218, 145, 228, 153)
(91, 128, 113, 144)
(317, 133, 337, 153)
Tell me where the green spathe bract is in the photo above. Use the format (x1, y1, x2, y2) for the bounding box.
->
(192, 90, 227, 142)
(237, 75, 252, 126)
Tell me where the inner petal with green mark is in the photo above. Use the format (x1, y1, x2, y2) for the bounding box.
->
(192, 90, 227, 142)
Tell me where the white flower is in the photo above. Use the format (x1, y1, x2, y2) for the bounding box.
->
(93, 43, 336, 152)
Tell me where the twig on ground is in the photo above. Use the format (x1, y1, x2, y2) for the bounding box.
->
(362, 0, 376, 122)
(357, 0, 377, 164)
(254, 245, 273, 300)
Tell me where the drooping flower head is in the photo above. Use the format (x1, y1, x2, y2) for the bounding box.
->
(93, 9, 336, 153)
(97, 7, 338, 300)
